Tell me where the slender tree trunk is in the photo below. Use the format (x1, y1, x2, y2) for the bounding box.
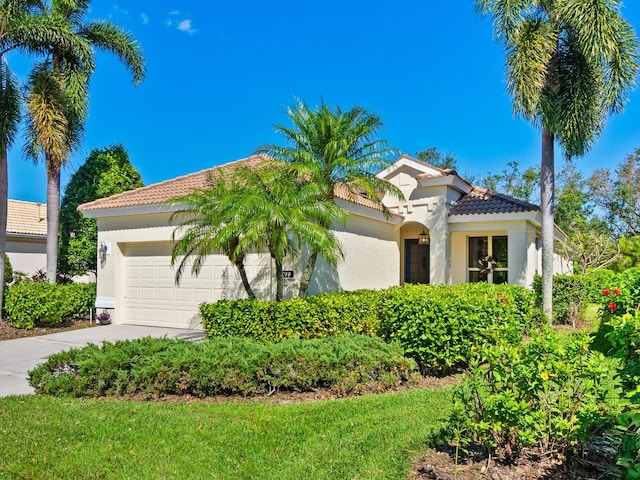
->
(275, 258, 284, 302)
(234, 260, 256, 299)
(298, 249, 318, 297)
(46, 158, 60, 283)
(541, 129, 555, 323)
(0, 148, 8, 318)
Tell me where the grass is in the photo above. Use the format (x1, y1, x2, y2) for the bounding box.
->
(0, 387, 452, 479)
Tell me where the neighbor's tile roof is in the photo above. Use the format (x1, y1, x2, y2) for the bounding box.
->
(79, 154, 395, 216)
(7, 200, 47, 236)
(449, 187, 539, 216)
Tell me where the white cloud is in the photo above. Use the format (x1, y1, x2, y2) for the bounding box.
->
(166, 19, 173, 27)
(168, 10, 180, 15)
(140, 13, 149, 25)
(177, 19, 197, 34)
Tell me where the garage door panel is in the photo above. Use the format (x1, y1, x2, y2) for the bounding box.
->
(122, 244, 272, 328)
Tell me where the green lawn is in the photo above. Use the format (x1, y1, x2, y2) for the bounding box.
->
(0, 387, 452, 479)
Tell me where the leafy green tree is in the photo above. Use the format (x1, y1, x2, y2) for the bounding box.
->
(58, 145, 142, 276)
(590, 149, 640, 236)
(414, 147, 458, 170)
(170, 164, 343, 301)
(24, 0, 145, 283)
(0, 0, 86, 312)
(481, 160, 539, 203)
(258, 100, 403, 296)
(476, 0, 638, 321)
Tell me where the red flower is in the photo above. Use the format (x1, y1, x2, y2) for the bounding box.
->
(614, 288, 621, 295)
(608, 302, 617, 311)
(603, 289, 611, 296)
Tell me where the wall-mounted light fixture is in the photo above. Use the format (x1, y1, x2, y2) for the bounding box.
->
(418, 228, 430, 245)
(99, 242, 108, 262)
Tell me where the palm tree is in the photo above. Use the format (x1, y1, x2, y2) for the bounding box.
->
(170, 170, 259, 300)
(0, 0, 88, 309)
(170, 164, 344, 301)
(258, 100, 403, 296)
(475, 0, 638, 321)
(25, 0, 145, 283)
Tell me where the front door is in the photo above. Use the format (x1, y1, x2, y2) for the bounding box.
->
(404, 239, 430, 284)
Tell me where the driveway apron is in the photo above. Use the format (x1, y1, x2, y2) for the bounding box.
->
(0, 324, 204, 397)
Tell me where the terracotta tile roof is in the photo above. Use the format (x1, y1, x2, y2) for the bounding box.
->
(449, 187, 539, 216)
(79, 154, 397, 216)
(79, 155, 266, 212)
(7, 200, 47, 236)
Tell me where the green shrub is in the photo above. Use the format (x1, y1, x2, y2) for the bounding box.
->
(378, 283, 533, 374)
(5, 281, 96, 329)
(533, 271, 617, 325)
(28, 334, 418, 398)
(604, 309, 640, 478)
(200, 289, 380, 342)
(448, 331, 618, 461)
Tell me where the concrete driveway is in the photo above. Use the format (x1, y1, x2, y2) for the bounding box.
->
(0, 324, 205, 397)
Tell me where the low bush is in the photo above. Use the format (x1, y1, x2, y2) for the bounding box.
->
(4, 281, 96, 329)
(200, 289, 380, 342)
(605, 310, 640, 478)
(28, 334, 418, 398)
(447, 330, 619, 461)
(378, 283, 534, 374)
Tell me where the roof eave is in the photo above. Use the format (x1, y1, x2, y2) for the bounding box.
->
(80, 203, 177, 219)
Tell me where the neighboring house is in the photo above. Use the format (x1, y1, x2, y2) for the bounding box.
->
(6, 200, 47, 277)
(79, 154, 571, 329)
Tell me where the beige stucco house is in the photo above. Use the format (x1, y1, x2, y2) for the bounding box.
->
(7, 200, 47, 277)
(79, 154, 570, 329)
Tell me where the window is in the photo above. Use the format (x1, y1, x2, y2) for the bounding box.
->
(468, 236, 508, 284)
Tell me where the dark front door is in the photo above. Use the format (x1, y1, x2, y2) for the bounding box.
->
(404, 239, 430, 284)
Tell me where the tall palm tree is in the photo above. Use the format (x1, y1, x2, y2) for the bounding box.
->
(170, 164, 344, 301)
(0, 0, 88, 310)
(258, 100, 403, 296)
(25, 0, 145, 283)
(475, 0, 638, 320)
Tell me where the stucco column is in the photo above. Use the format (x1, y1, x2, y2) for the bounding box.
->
(507, 224, 528, 287)
(429, 222, 449, 285)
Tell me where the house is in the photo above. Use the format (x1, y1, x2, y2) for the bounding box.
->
(79, 154, 571, 329)
(6, 200, 47, 277)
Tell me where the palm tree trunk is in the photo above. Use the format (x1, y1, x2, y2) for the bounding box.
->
(541, 129, 555, 323)
(0, 148, 8, 317)
(46, 158, 60, 283)
(234, 260, 256, 299)
(275, 258, 284, 301)
(298, 249, 318, 297)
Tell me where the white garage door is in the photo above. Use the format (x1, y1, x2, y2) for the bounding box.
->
(122, 243, 273, 328)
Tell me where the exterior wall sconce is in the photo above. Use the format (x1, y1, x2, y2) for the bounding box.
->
(419, 229, 430, 245)
(99, 242, 109, 262)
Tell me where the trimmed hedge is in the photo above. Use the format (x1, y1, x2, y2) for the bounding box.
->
(28, 334, 418, 398)
(5, 282, 96, 329)
(378, 283, 533, 374)
(201, 289, 380, 342)
(201, 283, 535, 375)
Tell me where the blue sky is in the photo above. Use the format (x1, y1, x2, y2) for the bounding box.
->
(7, 1, 640, 203)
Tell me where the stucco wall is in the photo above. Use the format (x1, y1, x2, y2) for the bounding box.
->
(6, 237, 46, 276)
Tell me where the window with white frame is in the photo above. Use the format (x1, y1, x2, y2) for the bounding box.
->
(467, 236, 508, 284)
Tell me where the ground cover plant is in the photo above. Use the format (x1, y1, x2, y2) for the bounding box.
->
(0, 387, 451, 480)
(28, 334, 418, 398)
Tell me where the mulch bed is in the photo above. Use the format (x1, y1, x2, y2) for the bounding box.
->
(0, 318, 96, 341)
(409, 437, 620, 480)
